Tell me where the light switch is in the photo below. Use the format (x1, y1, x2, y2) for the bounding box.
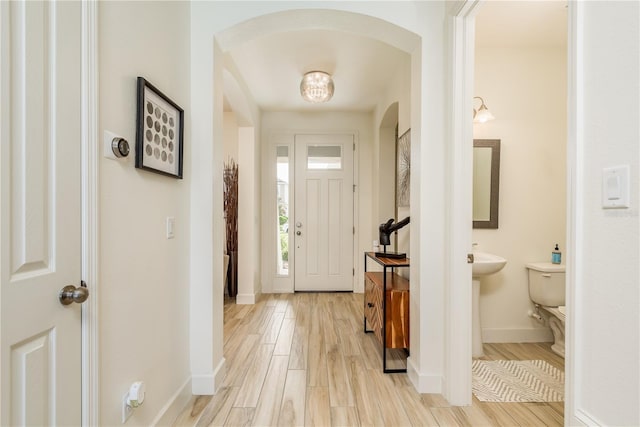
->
(166, 217, 175, 239)
(606, 175, 620, 199)
(602, 165, 630, 209)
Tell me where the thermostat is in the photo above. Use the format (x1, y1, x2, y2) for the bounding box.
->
(104, 130, 130, 160)
(112, 137, 130, 158)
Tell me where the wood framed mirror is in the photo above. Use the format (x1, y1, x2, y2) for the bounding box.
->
(473, 139, 500, 229)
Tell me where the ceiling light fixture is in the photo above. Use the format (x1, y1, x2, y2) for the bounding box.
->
(300, 71, 334, 103)
(473, 96, 495, 123)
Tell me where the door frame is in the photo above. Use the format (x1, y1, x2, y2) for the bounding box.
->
(449, 0, 582, 416)
(266, 130, 358, 294)
(293, 133, 356, 292)
(80, 1, 99, 425)
(564, 2, 589, 425)
(446, 0, 480, 405)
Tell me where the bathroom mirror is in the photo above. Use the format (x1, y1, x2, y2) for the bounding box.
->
(473, 139, 500, 229)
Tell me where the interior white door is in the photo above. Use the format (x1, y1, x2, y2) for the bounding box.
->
(294, 134, 354, 291)
(0, 1, 83, 425)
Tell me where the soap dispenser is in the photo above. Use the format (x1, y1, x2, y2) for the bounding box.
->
(552, 244, 561, 264)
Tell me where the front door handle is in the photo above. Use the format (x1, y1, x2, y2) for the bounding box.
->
(296, 231, 302, 236)
(59, 282, 89, 305)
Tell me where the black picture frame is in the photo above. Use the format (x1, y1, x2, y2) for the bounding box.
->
(135, 77, 184, 179)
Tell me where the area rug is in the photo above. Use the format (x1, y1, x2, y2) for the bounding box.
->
(472, 359, 564, 402)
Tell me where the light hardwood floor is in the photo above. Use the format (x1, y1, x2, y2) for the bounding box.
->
(173, 293, 564, 426)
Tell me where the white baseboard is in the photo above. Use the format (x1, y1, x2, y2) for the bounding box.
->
(191, 357, 226, 395)
(151, 377, 192, 426)
(570, 408, 600, 426)
(482, 327, 553, 343)
(407, 356, 443, 393)
(236, 293, 255, 304)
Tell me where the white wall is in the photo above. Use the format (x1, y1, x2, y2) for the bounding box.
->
(223, 66, 263, 304)
(99, 2, 191, 425)
(225, 59, 264, 302)
(473, 46, 567, 342)
(260, 111, 374, 293)
(372, 54, 412, 257)
(223, 112, 239, 162)
(569, 2, 639, 425)
(377, 125, 397, 227)
(237, 125, 261, 302)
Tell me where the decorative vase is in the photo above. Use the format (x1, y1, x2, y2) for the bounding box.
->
(224, 159, 239, 298)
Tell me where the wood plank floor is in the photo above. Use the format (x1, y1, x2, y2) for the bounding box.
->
(173, 293, 564, 427)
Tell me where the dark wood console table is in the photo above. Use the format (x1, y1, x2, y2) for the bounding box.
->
(363, 252, 410, 373)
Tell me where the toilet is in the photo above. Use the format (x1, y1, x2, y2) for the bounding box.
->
(526, 262, 566, 358)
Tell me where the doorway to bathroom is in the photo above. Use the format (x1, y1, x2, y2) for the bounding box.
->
(469, 0, 568, 416)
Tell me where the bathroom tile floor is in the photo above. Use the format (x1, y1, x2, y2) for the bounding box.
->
(173, 293, 564, 426)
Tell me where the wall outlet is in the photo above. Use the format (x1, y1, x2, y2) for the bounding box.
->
(122, 392, 133, 423)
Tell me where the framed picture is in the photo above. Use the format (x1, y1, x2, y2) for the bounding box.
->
(135, 77, 184, 178)
(396, 128, 410, 207)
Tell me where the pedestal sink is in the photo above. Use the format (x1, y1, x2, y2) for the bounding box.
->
(472, 252, 507, 357)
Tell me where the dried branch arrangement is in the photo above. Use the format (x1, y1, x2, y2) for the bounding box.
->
(223, 159, 238, 297)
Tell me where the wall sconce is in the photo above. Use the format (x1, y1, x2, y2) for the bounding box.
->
(473, 96, 495, 123)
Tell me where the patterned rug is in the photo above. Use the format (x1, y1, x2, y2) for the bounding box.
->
(472, 359, 564, 402)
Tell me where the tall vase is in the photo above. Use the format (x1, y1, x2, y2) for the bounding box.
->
(227, 250, 238, 298)
(223, 159, 239, 298)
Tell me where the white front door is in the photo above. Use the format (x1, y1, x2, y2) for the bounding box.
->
(0, 1, 83, 424)
(294, 134, 354, 291)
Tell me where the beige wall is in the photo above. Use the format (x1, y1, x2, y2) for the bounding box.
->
(99, 2, 191, 425)
(473, 46, 567, 342)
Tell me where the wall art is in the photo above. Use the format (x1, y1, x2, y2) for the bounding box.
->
(135, 77, 184, 178)
(396, 128, 410, 207)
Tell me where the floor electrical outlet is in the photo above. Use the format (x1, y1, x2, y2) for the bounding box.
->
(122, 392, 133, 423)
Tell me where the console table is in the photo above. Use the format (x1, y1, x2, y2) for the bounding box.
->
(363, 252, 410, 373)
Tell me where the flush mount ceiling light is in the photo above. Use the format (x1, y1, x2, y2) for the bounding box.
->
(473, 96, 495, 123)
(300, 71, 334, 103)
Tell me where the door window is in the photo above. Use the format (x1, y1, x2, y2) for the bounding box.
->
(307, 145, 342, 170)
(276, 146, 290, 276)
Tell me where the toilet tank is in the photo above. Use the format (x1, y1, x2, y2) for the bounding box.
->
(526, 262, 565, 307)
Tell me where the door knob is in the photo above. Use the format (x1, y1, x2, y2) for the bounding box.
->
(59, 283, 89, 305)
(296, 231, 302, 236)
(296, 222, 302, 228)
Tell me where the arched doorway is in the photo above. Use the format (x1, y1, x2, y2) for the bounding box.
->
(189, 6, 457, 403)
